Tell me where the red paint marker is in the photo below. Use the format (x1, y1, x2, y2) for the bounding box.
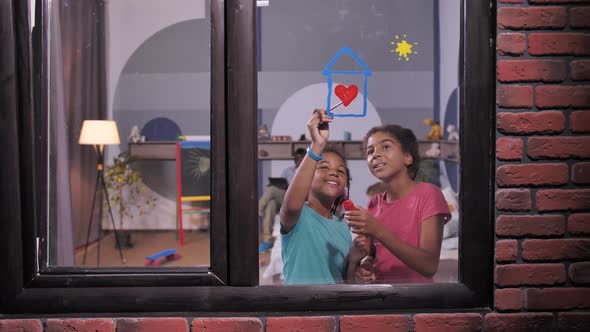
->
(342, 199, 357, 211)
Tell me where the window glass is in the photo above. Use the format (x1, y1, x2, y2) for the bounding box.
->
(257, 0, 460, 285)
(48, 0, 212, 267)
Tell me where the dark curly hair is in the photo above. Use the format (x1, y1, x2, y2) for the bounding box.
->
(363, 124, 421, 180)
(321, 145, 351, 216)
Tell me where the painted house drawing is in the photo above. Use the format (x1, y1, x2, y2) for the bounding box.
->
(322, 46, 372, 117)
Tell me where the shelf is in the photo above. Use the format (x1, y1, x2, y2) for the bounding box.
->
(129, 140, 459, 162)
(128, 141, 176, 160)
(258, 140, 459, 162)
(258, 140, 366, 160)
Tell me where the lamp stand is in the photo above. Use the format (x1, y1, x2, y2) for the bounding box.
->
(82, 145, 126, 266)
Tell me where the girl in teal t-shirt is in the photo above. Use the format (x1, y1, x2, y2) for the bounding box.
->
(280, 109, 356, 285)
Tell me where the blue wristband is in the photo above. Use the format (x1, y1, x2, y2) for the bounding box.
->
(306, 146, 323, 161)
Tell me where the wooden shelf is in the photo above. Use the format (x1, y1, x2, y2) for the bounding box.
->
(258, 140, 366, 160)
(258, 140, 459, 162)
(129, 140, 459, 162)
(128, 141, 176, 160)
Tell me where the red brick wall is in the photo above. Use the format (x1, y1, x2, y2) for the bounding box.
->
(493, 1, 590, 331)
(1, 1, 589, 330)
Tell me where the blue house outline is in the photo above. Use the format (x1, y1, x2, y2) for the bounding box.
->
(322, 46, 372, 118)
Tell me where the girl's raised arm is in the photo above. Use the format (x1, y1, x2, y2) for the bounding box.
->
(280, 110, 332, 232)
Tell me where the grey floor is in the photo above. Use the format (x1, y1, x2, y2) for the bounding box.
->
(75, 231, 458, 285)
(75, 230, 210, 267)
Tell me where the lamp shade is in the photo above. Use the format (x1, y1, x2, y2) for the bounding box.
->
(79, 120, 121, 145)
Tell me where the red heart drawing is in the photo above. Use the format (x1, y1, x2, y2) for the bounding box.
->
(334, 84, 358, 107)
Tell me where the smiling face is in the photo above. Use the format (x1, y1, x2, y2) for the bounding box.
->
(310, 151, 348, 201)
(366, 131, 413, 181)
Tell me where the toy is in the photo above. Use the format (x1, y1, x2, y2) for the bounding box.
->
(128, 125, 145, 143)
(258, 124, 270, 141)
(446, 124, 459, 141)
(144, 249, 181, 266)
(425, 143, 441, 158)
(423, 118, 442, 140)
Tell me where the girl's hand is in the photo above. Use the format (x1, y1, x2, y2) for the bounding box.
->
(349, 235, 370, 264)
(306, 109, 332, 150)
(345, 207, 384, 238)
(354, 265, 376, 284)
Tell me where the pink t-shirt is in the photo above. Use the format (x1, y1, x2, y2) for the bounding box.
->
(367, 182, 451, 283)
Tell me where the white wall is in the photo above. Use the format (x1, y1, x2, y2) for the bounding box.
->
(102, 0, 205, 229)
(105, 0, 205, 157)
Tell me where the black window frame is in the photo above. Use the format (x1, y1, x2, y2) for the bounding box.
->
(0, 0, 495, 314)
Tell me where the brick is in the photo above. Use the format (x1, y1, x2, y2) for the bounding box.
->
(413, 314, 482, 332)
(266, 317, 335, 332)
(535, 85, 590, 109)
(527, 137, 590, 159)
(558, 312, 590, 332)
(529, 33, 590, 55)
(496, 163, 568, 187)
(569, 213, 590, 235)
(496, 239, 518, 262)
(498, 7, 567, 30)
(0, 320, 42, 332)
(571, 60, 590, 81)
(571, 7, 590, 29)
(525, 288, 590, 310)
(497, 33, 526, 56)
(495, 263, 566, 286)
(570, 111, 590, 133)
(569, 262, 590, 284)
(496, 214, 565, 237)
(530, 0, 590, 3)
(46, 319, 114, 332)
(495, 288, 522, 311)
(117, 318, 188, 332)
(495, 189, 531, 211)
(191, 318, 262, 332)
(485, 313, 553, 332)
(536, 189, 590, 211)
(496, 137, 523, 161)
(522, 238, 590, 261)
(498, 60, 566, 83)
(340, 315, 410, 332)
(497, 111, 564, 134)
(497, 85, 533, 108)
(573, 162, 590, 184)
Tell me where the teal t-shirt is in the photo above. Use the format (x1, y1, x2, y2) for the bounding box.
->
(281, 204, 352, 285)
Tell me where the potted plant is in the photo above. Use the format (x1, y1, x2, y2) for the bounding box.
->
(103, 151, 156, 248)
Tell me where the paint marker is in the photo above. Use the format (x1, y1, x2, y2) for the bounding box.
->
(343, 200, 376, 269)
(319, 103, 341, 129)
(330, 101, 343, 111)
(342, 199, 357, 211)
(342, 200, 358, 230)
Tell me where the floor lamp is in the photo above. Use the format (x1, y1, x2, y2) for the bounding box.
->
(80, 120, 126, 265)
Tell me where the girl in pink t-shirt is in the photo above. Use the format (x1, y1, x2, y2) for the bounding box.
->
(345, 124, 451, 283)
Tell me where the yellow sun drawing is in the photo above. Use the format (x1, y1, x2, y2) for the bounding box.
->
(390, 34, 419, 62)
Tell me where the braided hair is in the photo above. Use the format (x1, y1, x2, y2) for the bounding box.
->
(322, 145, 351, 218)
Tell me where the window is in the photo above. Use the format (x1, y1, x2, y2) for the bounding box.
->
(1, 0, 494, 313)
(257, 0, 463, 285)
